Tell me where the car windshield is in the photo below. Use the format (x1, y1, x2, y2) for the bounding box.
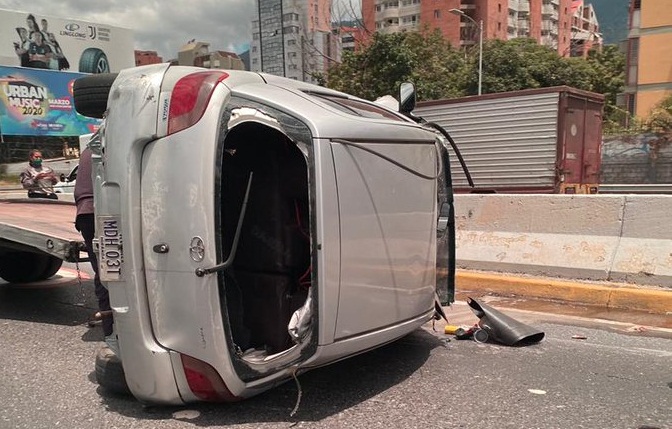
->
(306, 93, 406, 122)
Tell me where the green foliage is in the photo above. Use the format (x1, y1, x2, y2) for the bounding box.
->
(646, 93, 672, 134)
(0, 171, 20, 186)
(326, 30, 466, 101)
(325, 33, 626, 129)
(585, 45, 626, 125)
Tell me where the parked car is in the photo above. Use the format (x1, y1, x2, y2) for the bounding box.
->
(73, 65, 456, 405)
(54, 164, 78, 194)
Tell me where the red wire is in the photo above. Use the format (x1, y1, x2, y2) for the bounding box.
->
(294, 200, 310, 240)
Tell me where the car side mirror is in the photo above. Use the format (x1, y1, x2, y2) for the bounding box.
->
(60, 173, 66, 182)
(399, 82, 416, 115)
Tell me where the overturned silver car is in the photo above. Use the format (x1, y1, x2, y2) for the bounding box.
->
(74, 64, 456, 405)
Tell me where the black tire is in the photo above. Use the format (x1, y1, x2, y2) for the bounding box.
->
(0, 251, 51, 283)
(79, 48, 110, 74)
(73, 74, 118, 119)
(95, 346, 131, 395)
(38, 256, 63, 280)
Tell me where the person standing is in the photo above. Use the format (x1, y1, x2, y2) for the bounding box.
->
(20, 149, 58, 199)
(74, 146, 115, 350)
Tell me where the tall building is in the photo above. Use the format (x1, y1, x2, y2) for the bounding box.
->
(250, 0, 334, 82)
(361, 0, 599, 57)
(620, 0, 672, 121)
(333, 23, 367, 53)
(568, 1, 601, 57)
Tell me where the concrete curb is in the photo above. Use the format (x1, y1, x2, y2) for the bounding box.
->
(457, 270, 672, 315)
(0, 191, 74, 203)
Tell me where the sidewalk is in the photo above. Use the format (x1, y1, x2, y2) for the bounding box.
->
(457, 270, 672, 315)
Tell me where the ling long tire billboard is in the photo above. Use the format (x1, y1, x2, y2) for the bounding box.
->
(0, 8, 134, 74)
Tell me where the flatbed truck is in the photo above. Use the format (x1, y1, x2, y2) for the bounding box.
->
(0, 198, 85, 283)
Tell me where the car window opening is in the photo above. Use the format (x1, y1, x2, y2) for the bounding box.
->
(219, 122, 312, 362)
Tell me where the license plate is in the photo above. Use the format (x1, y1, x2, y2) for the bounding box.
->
(98, 215, 123, 281)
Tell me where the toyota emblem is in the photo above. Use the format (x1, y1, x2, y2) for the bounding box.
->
(189, 237, 205, 262)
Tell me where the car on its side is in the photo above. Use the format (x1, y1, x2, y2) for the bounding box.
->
(73, 65, 456, 405)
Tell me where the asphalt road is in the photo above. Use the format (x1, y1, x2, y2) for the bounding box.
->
(1, 267, 670, 429)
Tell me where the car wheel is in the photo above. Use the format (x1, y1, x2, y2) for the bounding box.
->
(79, 48, 110, 74)
(0, 251, 51, 283)
(38, 256, 63, 280)
(95, 346, 131, 395)
(73, 74, 118, 119)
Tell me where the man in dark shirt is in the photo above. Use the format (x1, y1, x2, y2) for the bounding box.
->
(27, 31, 53, 69)
(74, 145, 115, 352)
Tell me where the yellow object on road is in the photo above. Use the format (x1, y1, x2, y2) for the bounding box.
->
(444, 325, 460, 335)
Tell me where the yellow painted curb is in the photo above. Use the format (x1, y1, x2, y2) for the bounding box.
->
(457, 271, 672, 314)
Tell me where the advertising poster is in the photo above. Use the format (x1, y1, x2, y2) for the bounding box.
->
(0, 65, 101, 137)
(0, 8, 134, 74)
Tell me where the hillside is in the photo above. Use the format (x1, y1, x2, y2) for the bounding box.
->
(589, 0, 629, 45)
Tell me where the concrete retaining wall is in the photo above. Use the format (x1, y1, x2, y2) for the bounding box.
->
(455, 194, 672, 288)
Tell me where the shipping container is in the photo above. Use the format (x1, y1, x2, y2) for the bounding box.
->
(415, 86, 604, 194)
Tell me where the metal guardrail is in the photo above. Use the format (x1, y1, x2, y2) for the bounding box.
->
(599, 184, 672, 194)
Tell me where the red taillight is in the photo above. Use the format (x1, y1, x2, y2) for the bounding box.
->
(180, 354, 239, 402)
(167, 71, 228, 135)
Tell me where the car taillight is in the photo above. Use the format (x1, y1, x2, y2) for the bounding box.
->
(167, 71, 229, 135)
(180, 354, 239, 402)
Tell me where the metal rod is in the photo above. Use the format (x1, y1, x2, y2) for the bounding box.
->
(195, 172, 254, 277)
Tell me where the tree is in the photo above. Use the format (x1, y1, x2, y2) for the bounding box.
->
(326, 33, 626, 133)
(326, 30, 466, 101)
(646, 93, 672, 135)
(464, 38, 596, 95)
(584, 45, 626, 125)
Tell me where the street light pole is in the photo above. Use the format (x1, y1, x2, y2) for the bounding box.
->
(477, 18, 482, 95)
(449, 9, 483, 95)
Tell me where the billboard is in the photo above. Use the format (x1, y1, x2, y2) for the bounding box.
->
(0, 65, 101, 137)
(0, 8, 134, 74)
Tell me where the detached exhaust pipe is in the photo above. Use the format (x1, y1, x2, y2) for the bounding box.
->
(467, 298, 545, 346)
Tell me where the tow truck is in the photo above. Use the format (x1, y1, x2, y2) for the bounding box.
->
(0, 198, 84, 283)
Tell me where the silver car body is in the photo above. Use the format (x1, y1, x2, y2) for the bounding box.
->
(93, 64, 450, 404)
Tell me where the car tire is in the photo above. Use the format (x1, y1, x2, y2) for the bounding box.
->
(38, 256, 63, 280)
(0, 251, 51, 283)
(95, 346, 131, 395)
(79, 48, 110, 74)
(73, 74, 118, 119)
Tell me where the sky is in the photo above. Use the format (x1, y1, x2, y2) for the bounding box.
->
(0, 0, 258, 60)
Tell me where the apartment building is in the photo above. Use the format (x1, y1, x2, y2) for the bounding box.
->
(134, 50, 163, 66)
(333, 24, 368, 53)
(620, 0, 672, 120)
(568, 0, 601, 57)
(361, 0, 595, 57)
(250, 0, 333, 82)
(177, 41, 245, 70)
